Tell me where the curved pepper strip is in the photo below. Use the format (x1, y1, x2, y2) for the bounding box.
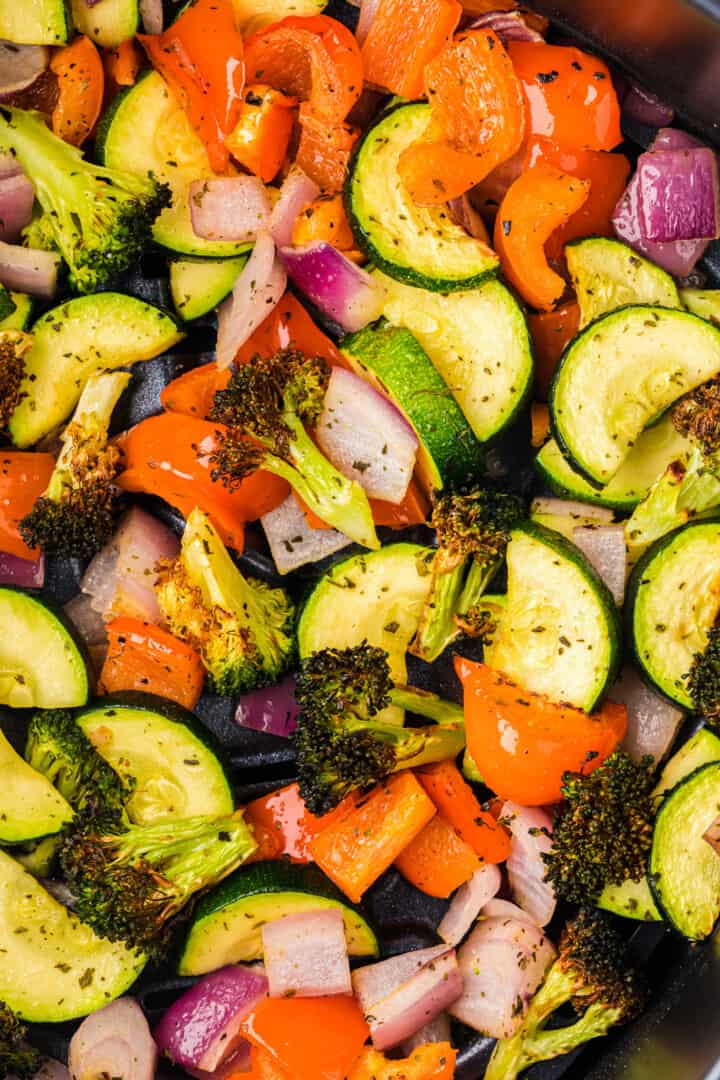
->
(139, 0, 245, 174)
(50, 35, 104, 147)
(398, 30, 526, 204)
(361, 0, 462, 100)
(493, 165, 590, 311)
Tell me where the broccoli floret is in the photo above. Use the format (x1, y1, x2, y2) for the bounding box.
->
(0, 107, 170, 294)
(294, 642, 465, 815)
(156, 506, 295, 696)
(543, 751, 655, 904)
(0, 330, 31, 427)
(410, 486, 526, 662)
(19, 370, 129, 559)
(673, 377, 720, 459)
(486, 909, 645, 1080)
(60, 811, 258, 957)
(209, 349, 379, 550)
(0, 1001, 41, 1080)
(25, 708, 131, 824)
(684, 620, 720, 719)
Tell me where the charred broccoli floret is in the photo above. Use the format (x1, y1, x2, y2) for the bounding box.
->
(685, 620, 720, 719)
(156, 506, 295, 696)
(486, 909, 645, 1080)
(209, 349, 378, 549)
(25, 708, 131, 824)
(294, 642, 465, 815)
(19, 370, 129, 558)
(60, 811, 258, 957)
(411, 485, 526, 662)
(673, 377, 720, 458)
(0, 1001, 41, 1080)
(0, 107, 170, 293)
(0, 330, 31, 427)
(543, 751, 655, 904)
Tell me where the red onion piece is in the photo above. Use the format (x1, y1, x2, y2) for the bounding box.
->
(0, 43, 48, 98)
(0, 153, 21, 179)
(0, 240, 59, 297)
(467, 10, 543, 42)
(155, 965, 267, 1073)
(612, 665, 684, 765)
(260, 493, 351, 574)
(81, 506, 180, 624)
(216, 232, 286, 369)
(269, 167, 320, 249)
(189, 178, 271, 243)
(502, 802, 556, 927)
(315, 367, 418, 504)
(622, 83, 675, 128)
(0, 549, 44, 587)
(531, 496, 613, 523)
(399, 1012, 452, 1056)
(139, 0, 164, 33)
(0, 173, 35, 242)
(446, 194, 489, 241)
(482, 897, 539, 923)
(262, 908, 352, 997)
(235, 674, 299, 737)
(69, 998, 157, 1080)
(449, 917, 555, 1038)
(356, 0, 380, 43)
(352, 945, 462, 1051)
(279, 242, 386, 333)
(634, 148, 719, 242)
(437, 863, 502, 946)
(650, 128, 704, 153)
(571, 524, 627, 606)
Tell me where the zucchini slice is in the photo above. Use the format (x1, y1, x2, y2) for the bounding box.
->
(628, 519, 720, 709)
(0, 730, 73, 845)
(649, 762, 720, 939)
(341, 322, 485, 491)
(378, 273, 533, 443)
(0, 0, 70, 44)
(76, 693, 234, 824)
(484, 521, 621, 712)
(98, 72, 251, 258)
(69, 0, 139, 46)
(0, 292, 33, 331)
(178, 861, 378, 975)
(681, 289, 720, 326)
(566, 238, 681, 327)
(170, 256, 247, 322)
(0, 287, 15, 324)
(0, 851, 145, 1021)
(550, 306, 720, 486)
(598, 876, 661, 922)
(535, 415, 693, 512)
(9, 292, 183, 448)
(346, 104, 499, 292)
(0, 588, 88, 708)
(297, 543, 434, 723)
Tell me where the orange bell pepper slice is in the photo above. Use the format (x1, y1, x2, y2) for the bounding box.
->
(50, 35, 105, 146)
(244, 782, 358, 863)
(310, 772, 437, 903)
(242, 997, 370, 1080)
(296, 479, 429, 532)
(0, 452, 54, 561)
(528, 301, 580, 401)
(226, 84, 297, 183)
(295, 106, 360, 192)
(348, 1044, 457, 1080)
(103, 39, 142, 89)
(509, 42, 622, 153)
(395, 810, 480, 897)
(455, 657, 627, 806)
(526, 137, 631, 259)
(399, 29, 525, 204)
(116, 412, 288, 550)
(246, 1046, 291, 1080)
(361, 0, 461, 100)
(291, 193, 363, 262)
(417, 760, 511, 863)
(99, 616, 205, 710)
(494, 165, 590, 311)
(160, 363, 231, 420)
(139, 0, 245, 174)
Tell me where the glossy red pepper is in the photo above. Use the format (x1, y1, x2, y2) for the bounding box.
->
(0, 451, 54, 560)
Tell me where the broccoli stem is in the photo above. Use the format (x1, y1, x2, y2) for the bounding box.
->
(389, 686, 465, 727)
(484, 967, 578, 1080)
(261, 411, 379, 550)
(456, 556, 501, 617)
(411, 562, 468, 663)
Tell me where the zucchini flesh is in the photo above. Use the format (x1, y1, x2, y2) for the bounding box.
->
(346, 104, 498, 291)
(550, 306, 720, 486)
(567, 238, 681, 326)
(378, 273, 533, 443)
(629, 519, 720, 709)
(0, 0, 69, 44)
(69, 0, 138, 46)
(649, 762, 720, 939)
(0, 588, 88, 708)
(0, 730, 73, 845)
(0, 292, 33, 331)
(170, 256, 248, 321)
(484, 521, 620, 712)
(681, 289, 720, 326)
